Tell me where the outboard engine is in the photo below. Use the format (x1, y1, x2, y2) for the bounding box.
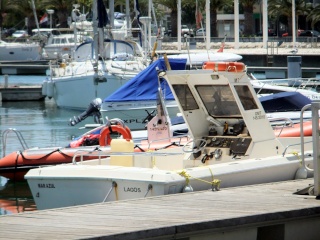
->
(69, 98, 103, 126)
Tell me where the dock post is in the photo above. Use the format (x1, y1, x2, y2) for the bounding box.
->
(4, 74, 8, 88)
(287, 56, 301, 86)
(311, 100, 320, 197)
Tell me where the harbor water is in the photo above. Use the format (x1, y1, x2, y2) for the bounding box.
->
(0, 74, 96, 215)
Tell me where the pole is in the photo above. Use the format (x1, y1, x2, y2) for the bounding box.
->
(292, 0, 296, 47)
(262, 0, 268, 48)
(205, 0, 210, 50)
(177, 0, 181, 51)
(234, 0, 239, 49)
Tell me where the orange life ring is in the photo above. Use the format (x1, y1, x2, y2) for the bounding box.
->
(202, 62, 246, 72)
(99, 125, 132, 146)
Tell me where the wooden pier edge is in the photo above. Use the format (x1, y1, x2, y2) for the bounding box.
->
(1, 178, 320, 240)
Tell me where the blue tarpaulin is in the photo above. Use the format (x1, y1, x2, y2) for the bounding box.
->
(104, 58, 187, 102)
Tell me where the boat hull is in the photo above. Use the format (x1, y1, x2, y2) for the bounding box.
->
(25, 152, 314, 210)
(50, 73, 131, 111)
(0, 43, 41, 61)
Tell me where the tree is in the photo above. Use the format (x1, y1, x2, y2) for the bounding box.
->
(39, 0, 77, 28)
(0, 0, 15, 30)
(241, 0, 259, 36)
(268, 0, 312, 36)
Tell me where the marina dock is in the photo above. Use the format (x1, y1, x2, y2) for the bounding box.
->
(1, 178, 320, 239)
(0, 85, 44, 101)
(0, 60, 49, 75)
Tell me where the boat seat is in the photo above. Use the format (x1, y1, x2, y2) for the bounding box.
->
(110, 139, 134, 166)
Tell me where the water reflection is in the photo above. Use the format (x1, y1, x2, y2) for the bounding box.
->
(0, 99, 97, 215)
(0, 177, 36, 215)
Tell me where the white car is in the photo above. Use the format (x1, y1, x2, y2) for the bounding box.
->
(181, 25, 194, 37)
(196, 28, 206, 36)
(12, 30, 29, 38)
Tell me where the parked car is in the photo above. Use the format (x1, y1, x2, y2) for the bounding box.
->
(181, 25, 194, 37)
(196, 28, 206, 36)
(1, 28, 16, 37)
(299, 30, 320, 37)
(12, 30, 29, 38)
(282, 29, 304, 37)
(256, 29, 276, 36)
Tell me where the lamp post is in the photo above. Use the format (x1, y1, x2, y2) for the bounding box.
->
(275, 5, 280, 37)
(47, 9, 54, 29)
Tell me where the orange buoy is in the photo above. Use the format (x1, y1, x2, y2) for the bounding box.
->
(202, 62, 246, 72)
(99, 125, 132, 146)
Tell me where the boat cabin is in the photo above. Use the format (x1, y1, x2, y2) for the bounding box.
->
(164, 64, 285, 166)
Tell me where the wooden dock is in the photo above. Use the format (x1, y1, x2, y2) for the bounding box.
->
(0, 85, 44, 101)
(1, 178, 320, 240)
(0, 60, 49, 75)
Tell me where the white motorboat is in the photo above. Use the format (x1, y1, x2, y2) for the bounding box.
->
(42, 31, 93, 60)
(25, 60, 316, 210)
(0, 40, 41, 61)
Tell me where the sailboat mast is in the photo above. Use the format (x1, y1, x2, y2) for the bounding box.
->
(92, 0, 99, 63)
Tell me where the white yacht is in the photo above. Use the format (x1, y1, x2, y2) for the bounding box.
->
(41, 30, 93, 60)
(25, 61, 316, 210)
(0, 40, 41, 61)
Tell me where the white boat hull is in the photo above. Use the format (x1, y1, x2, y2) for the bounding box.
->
(49, 72, 131, 110)
(0, 41, 41, 61)
(26, 152, 314, 210)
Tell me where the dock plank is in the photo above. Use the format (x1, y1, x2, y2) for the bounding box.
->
(1, 179, 320, 240)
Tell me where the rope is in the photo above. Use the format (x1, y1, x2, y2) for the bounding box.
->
(178, 168, 221, 191)
(103, 181, 117, 202)
(291, 151, 302, 166)
(18, 147, 102, 161)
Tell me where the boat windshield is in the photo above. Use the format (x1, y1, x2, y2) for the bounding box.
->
(234, 85, 259, 111)
(172, 84, 199, 111)
(196, 85, 241, 117)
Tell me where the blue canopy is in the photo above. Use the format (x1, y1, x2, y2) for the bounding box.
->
(104, 58, 187, 102)
(259, 91, 311, 113)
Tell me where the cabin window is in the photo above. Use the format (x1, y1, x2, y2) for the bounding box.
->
(172, 85, 199, 111)
(196, 85, 241, 117)
(234, 85, 259, 110)
(69, 38, 75, 43)
(61, 38, 66, 44)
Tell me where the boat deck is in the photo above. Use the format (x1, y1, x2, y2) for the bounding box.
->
(1, 178, 320, 239)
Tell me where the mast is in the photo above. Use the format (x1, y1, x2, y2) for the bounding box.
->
(31, 0, 40, 33)
(92, 0, 99, 63)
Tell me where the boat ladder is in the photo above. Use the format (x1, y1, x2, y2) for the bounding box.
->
(2, 128, 29, 157)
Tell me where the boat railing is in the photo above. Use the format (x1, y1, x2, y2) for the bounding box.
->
(270, 117, 295, 137)
(299, 104, 314, 173)
(2, 128, 29, 157)
(253, 77, 320, 94)
(282, 140, 313, 157)
(50, 59, 94, 78)
(143, 134, 190, 151)
(72, 149, 183, 165)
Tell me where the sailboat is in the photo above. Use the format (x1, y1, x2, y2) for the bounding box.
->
(42, 0, 149, 111)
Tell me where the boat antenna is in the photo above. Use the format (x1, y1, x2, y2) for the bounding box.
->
(184, 35, 193, 69)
